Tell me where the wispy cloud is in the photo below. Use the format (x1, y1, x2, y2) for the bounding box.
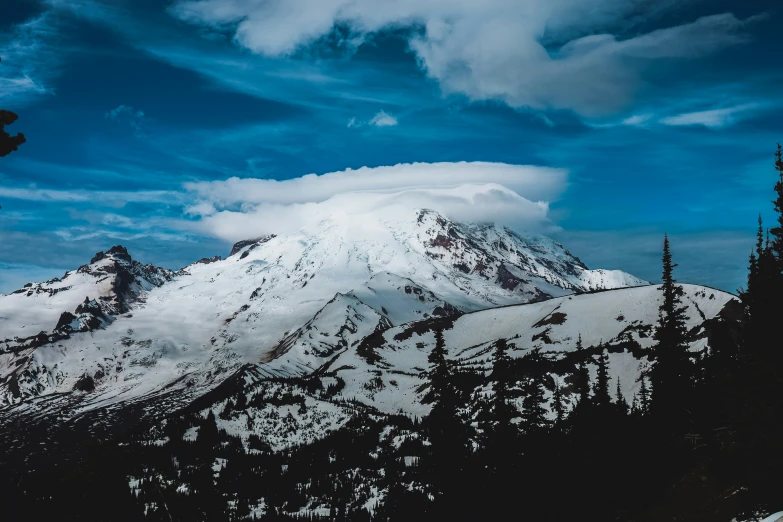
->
(0, 186, 178, 205)
(591, 99, 767, 130)
(620, 114, 653, 127)
(660, 103, 760, 129)
(106, 104, 146, 128)
(0, 5, 65, 106)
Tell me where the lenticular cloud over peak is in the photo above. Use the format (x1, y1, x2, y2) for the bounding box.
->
(182, 162, 567, 242)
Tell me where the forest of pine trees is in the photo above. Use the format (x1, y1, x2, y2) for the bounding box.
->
(1, 144, 782, 521)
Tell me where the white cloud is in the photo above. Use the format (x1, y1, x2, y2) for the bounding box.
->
(184, 161, 566, 207)
(660, 103, 759, 129)
(368, 110, 398, 127)
(346, 110, 399, 128)
(0, 6, 64, 106)
(0, 186, 177, 205)
(106, 105, 145, 121)
(181, 162, 567, 242)
(621, 114, 653, 127)
(105, 104, 146, 131)
(170, 0, 755, 117)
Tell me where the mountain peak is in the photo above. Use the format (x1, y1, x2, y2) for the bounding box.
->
(90, 245, 132, 264)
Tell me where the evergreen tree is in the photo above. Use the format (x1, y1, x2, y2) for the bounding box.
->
(521, 351, 548, 432)
(422, 329, 450, 407)
(650, 235, 691, 424)
(235, 390, 248, 410)
(769, 143, 783, 264)
(421, 328, 470, 514)
(486, 339, 518, 454)
(593, 348, 611, 410)
(574, 334, 591, 408)
(742, 216, 764, 314)
(197, 410, 221, 451)
(552, 376, 566, 425)
(637, 376, 651, 417)
(615, 378, 628, 416)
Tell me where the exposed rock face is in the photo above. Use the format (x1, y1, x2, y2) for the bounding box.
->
(194, 256, 222, 265)
(496, 263, 525, 290)
(229, 235, 277, 257)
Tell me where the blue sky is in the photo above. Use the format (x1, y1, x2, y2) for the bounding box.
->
(0, 0, 781, 294)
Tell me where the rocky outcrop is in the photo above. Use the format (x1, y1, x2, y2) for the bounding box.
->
(195, 256, 222, 265)
(229, 235, 276, 257)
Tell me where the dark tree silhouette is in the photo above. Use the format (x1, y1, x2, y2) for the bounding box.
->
(593, 348, 611, 410)
(486, 338, 517, 452)
(770, 143, 783, 264)
(614, 377, 628, 416)
(0, 59, 26, 158)
(0, 110, 26, 157)
(574, 333, 591, 409)
(650, 234, 690, 425)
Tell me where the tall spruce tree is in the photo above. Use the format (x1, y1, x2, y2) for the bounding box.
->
(521, 351, 548, 432)
(615, 378, 628, 416)
(574, 334, 591, 409)
(743, 216, 764, 316)
(637, 376, 651, 417)
(770, 143, 783, 264)
(552, 376, 566, 425)
(422, 328, 469, 510)
(487, 339, 517, 451)
(650, 235, 691, 423)
(593, 348, 611, 410)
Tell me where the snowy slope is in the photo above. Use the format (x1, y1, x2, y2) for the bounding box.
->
(161, 284, 739, 455)
(0, 206, 643, 410)
(320, 284, 737, 417)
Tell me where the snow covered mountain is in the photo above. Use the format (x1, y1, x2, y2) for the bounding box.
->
(181, 284, 739, 455)
(0, 246, 174, 350)
(319, 283, 738, 418)
(0, 207, 644, 409)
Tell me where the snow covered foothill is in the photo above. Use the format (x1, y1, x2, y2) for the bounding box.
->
(322, 284, 737, 417)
